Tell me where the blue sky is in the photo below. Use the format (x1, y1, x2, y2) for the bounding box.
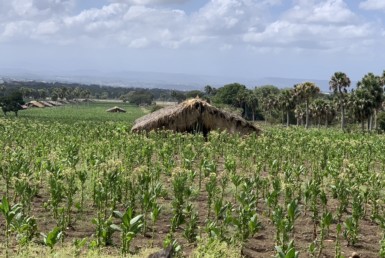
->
(1, 0, 385, 85)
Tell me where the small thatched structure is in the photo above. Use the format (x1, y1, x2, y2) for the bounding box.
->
(47, 100, 63, 106)
(40, 101, 54, 107)
(131, 98, 260, 136)
(26, 101, 45, 108)
(58, 100, 70, 104)
(107, 106, 126, 113)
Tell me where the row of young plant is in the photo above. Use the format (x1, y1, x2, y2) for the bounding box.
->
(1, 119, 385, 257)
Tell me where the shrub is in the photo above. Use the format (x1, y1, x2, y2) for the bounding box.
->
(377, 112, 385, 132)
(192, 238, 241, 258)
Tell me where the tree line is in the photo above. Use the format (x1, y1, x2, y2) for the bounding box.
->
(2, 71, 385, 131)
(0, 80, 176, 105)
(206, 71, 385, 131)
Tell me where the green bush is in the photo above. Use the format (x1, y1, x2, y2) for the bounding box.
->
(192, 238, 241, 258)
(377, 112, 385, 132)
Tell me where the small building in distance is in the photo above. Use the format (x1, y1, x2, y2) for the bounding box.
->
(26, 101, 45, 108)
(106, 106, 127, 113)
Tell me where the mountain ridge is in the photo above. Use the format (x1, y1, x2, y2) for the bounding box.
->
(0, 68, 333, 92)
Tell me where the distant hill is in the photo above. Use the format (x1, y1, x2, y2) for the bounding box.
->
(0, 68, 341, 92)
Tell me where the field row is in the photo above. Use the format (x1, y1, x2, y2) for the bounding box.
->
(1, 117, 385, 257)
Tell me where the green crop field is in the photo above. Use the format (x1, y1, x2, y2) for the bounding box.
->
(18, 102, 146, 123)
(1, 102, 385, 258)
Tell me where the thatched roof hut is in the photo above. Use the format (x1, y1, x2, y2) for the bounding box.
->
(47, 100, 63, 106)
(26, 101, 45, 108)
(107, 106, 126, 113)
(40, 101, 54, 107)
(58, 100, 70, 104)
(131, 98, 260, 136)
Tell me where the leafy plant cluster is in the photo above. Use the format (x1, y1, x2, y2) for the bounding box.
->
(1, 118, 385, 257)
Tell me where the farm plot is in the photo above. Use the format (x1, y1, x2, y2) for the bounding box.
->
(19, 102, 144, 123)
(0, 117, 385, 257)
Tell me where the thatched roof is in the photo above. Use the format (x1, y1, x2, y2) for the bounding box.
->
(58, 100, 70, 104)
(27, 101, 45, 108)
(47, 100, 63, 106)
(107, 106, 126, 113)
(40, 101, 54, 107)
(131, 98, 260, 135)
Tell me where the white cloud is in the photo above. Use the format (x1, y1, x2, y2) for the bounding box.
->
(2, 21, 33, 39)
(242, 0, 379, 52)
(0, 0, 384, 54)
(359, 0, 385, 11)
(110, 0, 188, 4)
(284, 0, 356, 24)
(0, 0, 74, 19)
(64, 3, 126, 27)
(188, 0, 263, 40)
(128, 37, 149, 48)
(35, 20, 60, 35)
(262, 0, 283, 6)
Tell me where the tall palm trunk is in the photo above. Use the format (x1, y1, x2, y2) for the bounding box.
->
(286, 111, 290, 127)
(341, 105, 345, 130)
(270, 110, 273, 124)
(374, 109, 377, 130)
(305, 99, 310, 129)
(281, 110, 284, 125)
(325, 114, 328, 128)
(369, 113, 373, 131)
(362, 119, 365, 132)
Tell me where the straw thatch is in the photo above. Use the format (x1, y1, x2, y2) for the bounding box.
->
(131, 98, 260, 136)
(47, 100, 63, 106)
(107, 106, 126, 113)
(58, 100, 70, 104)
(40, 101, 54, 107)
(27, 101, 45, 108)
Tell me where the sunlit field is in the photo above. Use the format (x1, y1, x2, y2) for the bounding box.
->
(1, 103, 385, 257)
(18, 102, 145, 123)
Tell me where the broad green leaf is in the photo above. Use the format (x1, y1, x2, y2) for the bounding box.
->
(110, 224, 122, 232)
(113, 210, 123, 219)
(130, 214, 143, 225)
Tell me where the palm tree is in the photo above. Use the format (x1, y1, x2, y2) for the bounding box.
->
(204, 85, 217, 96)
(356, 73, 384, 130)
(294, 82, 320, 128)
(246, 91, 258, 121)
(348, 89, 372, 131)
(81, 89, 91, 100)
(262, 95, 278, 124)
(294, 104, 306, 126)
(311, 98, 326, 128)
(20, 87, 32, 99)
(278, 89, 296, 127)
(329, 72, 351, 130)
(323, 101, 336, 128)
(38, 89, 48, 100)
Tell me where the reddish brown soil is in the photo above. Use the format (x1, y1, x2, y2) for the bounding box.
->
(0, 182, 382, 258)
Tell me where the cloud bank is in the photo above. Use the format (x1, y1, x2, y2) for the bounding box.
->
(0, 0, 382, 52)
